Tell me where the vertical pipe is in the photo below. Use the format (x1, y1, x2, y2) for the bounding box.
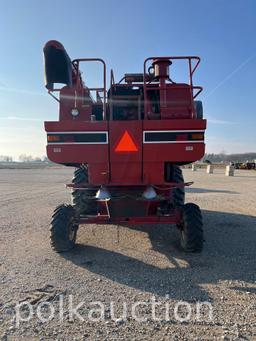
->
(189, 59, 195, 119)
(143, 60, 148, 119)
(103, 62, 106, 121)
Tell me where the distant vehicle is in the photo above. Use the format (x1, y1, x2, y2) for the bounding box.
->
(204, 159, 212, 164)
(234, 162, 255, 170)
(244, 162, 255, 170)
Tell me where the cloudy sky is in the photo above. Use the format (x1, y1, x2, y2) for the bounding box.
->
(0, 0, 255, 159)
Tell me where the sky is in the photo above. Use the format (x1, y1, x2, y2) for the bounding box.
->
(0, 0, 255, 159)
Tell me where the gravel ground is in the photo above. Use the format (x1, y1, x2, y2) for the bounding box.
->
(0, 167, 255, 341)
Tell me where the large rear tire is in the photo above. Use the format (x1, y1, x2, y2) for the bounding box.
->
(172, 166, 185, 207)
(180, 203, 204, 252)
(50, 204, 78, 253)
(71, 167, 98, 215)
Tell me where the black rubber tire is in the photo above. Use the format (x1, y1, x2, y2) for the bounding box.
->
(194, 100, 203, 119)
(180, 203, 204, 252)
(173, 166, 185, 207)
(71, 167, 98, 215)
(50, 204, 78, 253)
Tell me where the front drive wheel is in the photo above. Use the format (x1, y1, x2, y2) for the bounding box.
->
(180, 203, 204, 252)
(50, 204, 78, 253)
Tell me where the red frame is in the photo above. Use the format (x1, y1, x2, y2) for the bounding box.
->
(79, 212, 182, 225)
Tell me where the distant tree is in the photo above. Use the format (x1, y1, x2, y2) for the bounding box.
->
(19, 154, 33, 162)
(203, 152, 256, 163)
(0, 155, 13, 162)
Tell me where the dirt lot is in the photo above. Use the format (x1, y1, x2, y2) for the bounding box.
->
(0, 168, 255, 341)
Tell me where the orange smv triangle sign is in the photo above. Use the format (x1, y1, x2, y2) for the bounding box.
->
(115, 130, 138, 152)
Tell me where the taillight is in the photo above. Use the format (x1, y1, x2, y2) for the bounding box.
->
(48, 135, 60, 142)
(191, 133, 204, 140)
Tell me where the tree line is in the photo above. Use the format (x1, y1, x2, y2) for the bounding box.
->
(0, 155, 49, 163)
(1, 153, 256, 164)
(203, 153, 256, 163)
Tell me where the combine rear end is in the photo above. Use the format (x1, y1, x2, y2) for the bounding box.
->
(43, 40, 207, 253)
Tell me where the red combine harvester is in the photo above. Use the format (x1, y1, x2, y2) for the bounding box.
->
(43, 40, 207, 253)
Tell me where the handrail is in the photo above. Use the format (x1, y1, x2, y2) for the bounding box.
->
(73, 58, 107, 120)
(143, 56, 202, 117)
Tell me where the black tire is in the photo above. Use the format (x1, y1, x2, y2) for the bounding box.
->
(194, 100, 203, 119)
(71, 167, 98, 215)
(180, 203, 204, 252)
(50, 204, 78, 252)
(172, 166, 185, 207)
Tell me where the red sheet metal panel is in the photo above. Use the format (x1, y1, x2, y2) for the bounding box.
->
(45, 121, 109, 167)
(143, 119, 206, 162)
(143, 119, 207, 130)
(46, 144, 109, 164)
(143, 119, 206, 183)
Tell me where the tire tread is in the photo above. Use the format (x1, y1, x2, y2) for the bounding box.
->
(50, 204, 77, 253)
(180, 203, 204, 252)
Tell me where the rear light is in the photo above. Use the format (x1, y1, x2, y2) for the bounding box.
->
(47, 134, 75, 143)
(48, 135, 60, 142)
(191, 133, 204, 140)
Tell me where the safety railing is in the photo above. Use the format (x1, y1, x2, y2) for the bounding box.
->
(143, 57, 203, 118)
(72, 58, 107, 120)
